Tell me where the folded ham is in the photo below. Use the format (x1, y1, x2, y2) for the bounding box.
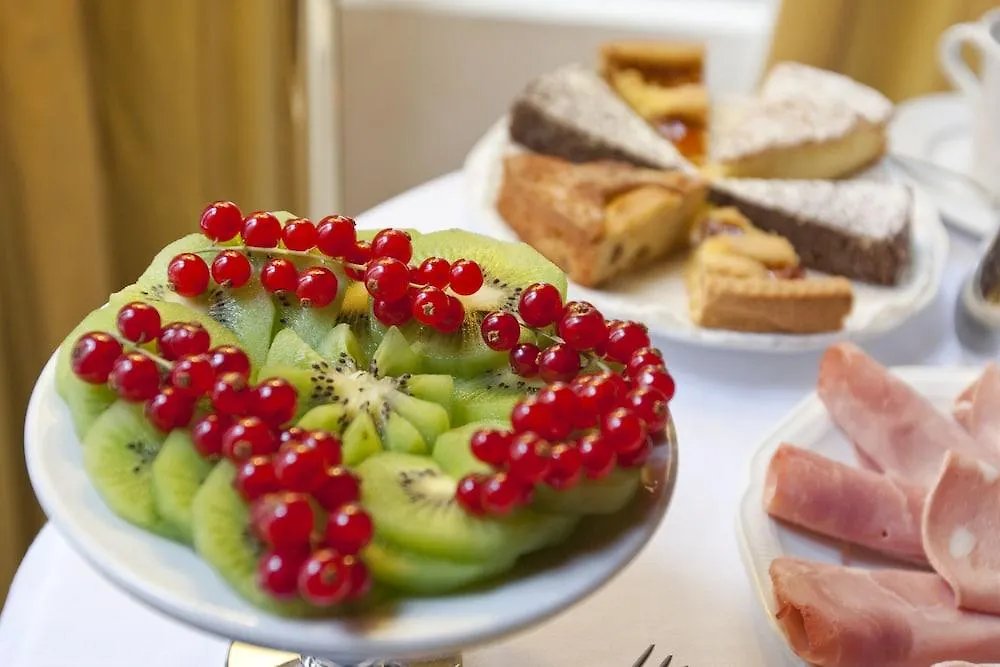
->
(954, 363, 1000, 454)
(817, 343, 994, 488)
(764, 443, 927, 564)
(770, 558, 1000, 667)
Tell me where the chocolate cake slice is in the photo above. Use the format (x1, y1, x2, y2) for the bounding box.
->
(508, 64, 689, 171)
(707, 179, 912, 286)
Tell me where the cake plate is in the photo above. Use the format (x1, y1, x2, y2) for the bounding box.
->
(25, 352, 679, 666)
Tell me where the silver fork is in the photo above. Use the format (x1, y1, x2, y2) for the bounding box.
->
(631, 644, 686, 667)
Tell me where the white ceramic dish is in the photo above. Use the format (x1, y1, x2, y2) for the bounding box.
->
(463, 118, 950, 353)
(25, 352, 678, 663)
(735, 366, 980, 666)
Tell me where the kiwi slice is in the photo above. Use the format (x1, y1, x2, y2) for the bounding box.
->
(432, 420, 505, 479)
(370, 229, 568, 378)
(331, 282, 379, 362)
(355, 452, 576, 563)
(451, 368, 542, 426)
(82, 401, 183, 542)
(150, 429, 216, 543)
(532, 468, 642, 516)
(362, 539, 516, 595)
(370, 327, 423, 377)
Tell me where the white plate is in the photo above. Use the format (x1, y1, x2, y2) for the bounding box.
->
(889, 92, 998, 239)
(24, 352, 677, 662)
(735, 365, 981, 666)
(463, 118, 950, 353)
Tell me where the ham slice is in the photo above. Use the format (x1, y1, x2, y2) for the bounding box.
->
(923, 451, 1000, 615)
(764, 443, 927, 564)
(817, 342, 993, 488)
(770, 557, 1000, 666)
(955, 363, 1000, 454)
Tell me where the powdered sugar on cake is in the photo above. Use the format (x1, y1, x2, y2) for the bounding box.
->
(760, 62, 894, 127)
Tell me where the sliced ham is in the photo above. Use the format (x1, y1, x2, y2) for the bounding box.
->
(955, 363, 1000, 454)
(764, 443, 927, 564)
(923, 451, 1000, 615)
(817, 342, 993, 488)
(770, 557, 1000, 667)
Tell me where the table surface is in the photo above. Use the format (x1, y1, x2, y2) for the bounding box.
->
(1, 169, 995, 667)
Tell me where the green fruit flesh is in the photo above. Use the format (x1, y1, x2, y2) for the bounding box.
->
(341, 412, 383, 465)
(533, 468, 642, 515)
(431, 420, 505, 479)
(362, 540, 515, 595)
(370, 327, 422, 377)
(381, 411, 427, 455)
(150, 429, 216, 544)
(451, 369, 542, 426)
(318, 323, 368, 371)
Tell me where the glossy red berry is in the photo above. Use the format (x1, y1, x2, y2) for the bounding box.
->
(510, 398, 552, 437)
(273, 441, 325, 493)
(437, 296, 465, 333)
(364, 257, 410, 302)
(210, 250, 252, 288)
(518, 283, 563, 327)
(281, 218, 318, 251)
(340, 555, 373, 600)
(601, 408, 647, 456)
(344, 241, 372, 281)
(572, 372, 626, 428)
(557, 301, 607, 351)
(509, 343, 540, 377)
(211, 372, 251, 415)
(316, 215, 357, 258)
(280, 426, 307, 444)
(157, 322, 211, 360)
(192, 414, 231, 459)
(470, 429, 511, 467)
(298, 548, 350, 606)
(455, 474, 488, 516)
(253, 378, 298, 427)
(624, 387, 669, 434)
(605, 321, 652, 364)
(480, 312, 521, 351)
(536, 383, 579, 426)
(325, 504, 374, 554)
(577, 433, 616, 479)
(538, 343, 581, 383)
(414, 257, 450, 288)
(507, 432, 552, 485)
(480, 473, 522, 515)
(373, 296, 413, 326)
(257, 547, 310, 599)
(634, 366, 676, 402)
(108, 353, 161, 402)
(260, 258, 299, 294)
(116, 302, 162, 343)
(617, 436, 653, 468)
(241, 211, 281, 248)
(167, 253, 210, 297)
(303, 431, 343, 468)
(235, 456, 281, 501)
(296, 267, 339, 308)
(545, 443, 583, 490)
(70, 332, 123, 384)
(626, 347, 665, 378)
(313, 467, 361, 512)
(200, 201, 243, 242)
(251, 492, 316, 550)
(411, 287, 449, 328)
(144, 387, 196, 432)
(222, 416, 278, 461)
(370, 229, 413, 263)
(208, 345, 251, 379)
(449, 259, 483, 295)
(169, 354, 215, 396)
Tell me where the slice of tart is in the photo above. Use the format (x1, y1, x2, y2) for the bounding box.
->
(706, 178, 912, 286)
(760, 61, 894, 129)
(507, 64, 690, 172)
(686, 206, 854, 334)
(496, 153, 707, 287)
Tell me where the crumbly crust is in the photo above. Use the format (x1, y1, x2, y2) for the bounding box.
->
(760, 62, 894, 127)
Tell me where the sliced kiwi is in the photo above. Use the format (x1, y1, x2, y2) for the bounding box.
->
(82, 401, 183, 541)
(432, 420, 506, 479)
(395, 373, 454, 416)
(370, 327, 423, 377)
(451, 368, 543, 427)
(362, 539, 516, 595)
(264, 327, 327, 370)
(532, 468, 642, 516)
(150, 429, 216, 544)
(341, 412, 384, 465)
(355, 452, 576, 563)
(334, 282, 380, 361)
(317, 323, 368, 370)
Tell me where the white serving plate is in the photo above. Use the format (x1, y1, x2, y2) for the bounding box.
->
(24, 351, 677, 663)
(735, 366, 981, 666)
(462, 118, 950, 353)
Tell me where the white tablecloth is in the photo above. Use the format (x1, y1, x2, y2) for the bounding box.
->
(0, 171, 993, 667)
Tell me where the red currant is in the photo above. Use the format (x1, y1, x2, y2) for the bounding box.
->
(325, 503, 374, 554)
(624, 387, 669, 434)
(411, 287, 449, 328)
(509, 343, 540, 377)
(618, 435, 652, 468)
(144, 387, 195, 432)
(273, 441, 326, 493)
(303, 431, 343, 468)
(235, 456, 281, 501)
(253, 378, 298, 427)
(414, 257, 450, 288)
(604, 321, 652, 364)
(260, 258, 299, 294)
(200, 201, 243, 242)
(313, 467, 361, 512)
(251, 492, 315, 550)
(169, 354, 215, 396)
(211, 372, 251, 415)
(634, 366, 676, 402)
(242, 211, 281, 248)
(340, 555, 373, 600)
(507, 432, 552, 485)
(192, 414, 231, 459)
(316, 215, 357, 257)
(298, 548, 350, 606)
(437, 296, 465, 333)
(536, 383, 579, 426)
(449, 259, 483, 295)
(222, 416, 278, 461)
(108, 352, 161, 402)
(557, 302, 607, 351)
(157, 322, 211, 360)
(370, 229, 413, 263)
(364, 257, 410, 302)
(510, 397, 552, 436)
(257, 547, 310, 599)
(518, 283, 562, 327)
(456, 474, 488, 516)
(480, 312, 521, 351)
(208, 345, 251, 378)
(373, 296, 413, 326)
(601, 408, 647, 455)
(281, 218, 318, 251)
(70, 332, 123, 384)
(626, 347, 665, 378)
(480, 473, 523, 515)
(470, 429, 511, 467)
(116, 302, 162, 343)
(210, 250, 252, 288)
(280, 426, 307, 444)
(578, 433, 616, 479)
(167, 253, 210, 297)
(545, 443, 583, 490)
(296, 267, 339, 308)
(344, 241, 372, 281)
(538, 343, 581, 383)
(572, 372, 626, 428)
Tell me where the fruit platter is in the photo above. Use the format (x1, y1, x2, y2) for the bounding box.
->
(25, 202, 678, 664)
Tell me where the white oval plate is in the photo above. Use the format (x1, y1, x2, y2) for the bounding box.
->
(463, 118, 950, 353)
(735, 366, 980, 666)
(25, 352, 677, 662)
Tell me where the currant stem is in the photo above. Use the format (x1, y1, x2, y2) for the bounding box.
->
(510, 314, 611, 372)
(193, 245, 367, 272)
(108, 333, 174, 369)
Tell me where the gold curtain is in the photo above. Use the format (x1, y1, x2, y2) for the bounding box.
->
(0, 0, 304, 602)
(765, 0, 1000, 101)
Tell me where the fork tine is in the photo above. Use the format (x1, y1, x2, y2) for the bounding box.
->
(658, 656, 673, 667)
(631, 644, 656, 667)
